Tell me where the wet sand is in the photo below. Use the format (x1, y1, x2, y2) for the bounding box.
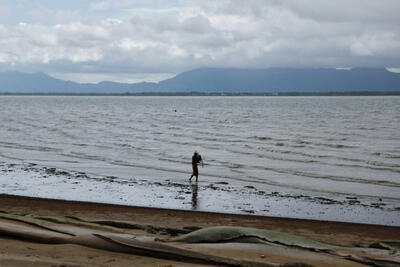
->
(2, 162, 399, 226)
(0, 194, 399, 267)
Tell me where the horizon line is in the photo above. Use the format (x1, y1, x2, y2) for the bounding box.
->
(1, 66, 400, 85)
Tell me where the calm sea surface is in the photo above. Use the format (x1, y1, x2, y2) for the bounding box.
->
(1, 96, 399, 200)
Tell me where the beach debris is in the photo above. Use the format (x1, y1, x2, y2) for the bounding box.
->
(369, 240, 400, 250)
(215, 181, 229, 185)
(146, 226, 157, 234)
(244, 185, 256, 189)
(313, 197, 341, 205)
(243, 210, 255, 214)
(347, 200, 360, 205)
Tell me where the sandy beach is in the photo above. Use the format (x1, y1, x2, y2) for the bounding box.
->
(1, 194, 399, 267)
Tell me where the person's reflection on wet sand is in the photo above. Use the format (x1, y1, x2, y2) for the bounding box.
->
(191, 182, 198, 209)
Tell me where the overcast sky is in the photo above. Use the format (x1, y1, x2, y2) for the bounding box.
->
(1, 0, 400, 83)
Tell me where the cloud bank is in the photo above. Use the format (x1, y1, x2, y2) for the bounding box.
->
(0, 0, 399, 82)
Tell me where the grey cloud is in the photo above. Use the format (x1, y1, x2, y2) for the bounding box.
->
(284, 0, 400, 24)
(0, 0, 399, 82)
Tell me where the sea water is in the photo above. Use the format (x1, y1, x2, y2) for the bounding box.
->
(0, 96, 399, 223)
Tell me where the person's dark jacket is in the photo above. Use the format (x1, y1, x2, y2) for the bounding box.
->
(192, 154, 202, 165)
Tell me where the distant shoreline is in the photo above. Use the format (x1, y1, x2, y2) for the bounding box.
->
(1, 91, 400, 96)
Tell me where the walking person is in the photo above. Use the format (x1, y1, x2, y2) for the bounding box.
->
(189, 151, 202, 182)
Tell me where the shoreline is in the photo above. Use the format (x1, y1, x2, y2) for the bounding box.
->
(1, 162, 399, 227)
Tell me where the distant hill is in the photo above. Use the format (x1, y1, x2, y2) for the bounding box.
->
(158, 68, 400, 93)
(0, 71, 156, 94)
(1, 68, 400, 94)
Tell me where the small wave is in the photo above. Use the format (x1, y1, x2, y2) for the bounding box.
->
(356, 127, 377, 130)
(110, 160, 191, 176)
(212, 156, 400, 188)
(172, 133, 185, 137)
(17, 121, 43, 129)
(374, 152, 400, 159)
(66, 152, 109, 162)
(290, 170, 400, 188)
(368, 161, 400, 168)
(152, 137, 214, 149)
(241, 145, 400, 174)
(7, 127, 20, 132)
(41, 126, 77, 139)
(195, 137, 219, 142)
(228, 163, 245, 169)
(255, 146, 400, 174)
(316, 143, 356, 149)
(0, 141, 60, 152)
(325, 137, 347, 141)
(256, 146, 338, 160)
(295, 140, 312, 144)
(213, 132, 239, 138)
(292, 144, 306, 148)
(73, 143, 88, 147)
(225, 148, 319, 164)
(252, 136, 272, 141)
(215, 159, 400, 188)
(331, 162, 400, 174)
(158, 157, 189, 165)
(167, 126, 181, 130)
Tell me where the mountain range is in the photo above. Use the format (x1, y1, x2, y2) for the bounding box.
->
(1, 68, 400, 94)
